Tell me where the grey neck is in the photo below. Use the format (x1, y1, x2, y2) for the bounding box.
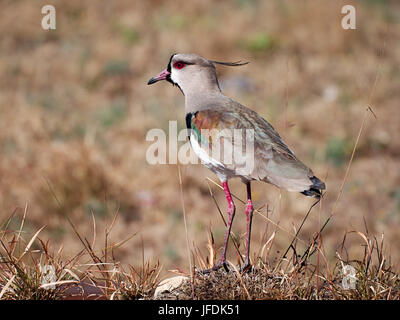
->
(184, 88, 227, 114)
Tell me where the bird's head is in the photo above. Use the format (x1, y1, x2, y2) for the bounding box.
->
(147, 53, 248, 95)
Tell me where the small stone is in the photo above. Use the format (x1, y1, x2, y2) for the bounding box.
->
(154, 276, 189, 299)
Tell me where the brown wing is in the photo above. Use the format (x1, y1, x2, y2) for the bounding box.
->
(188, 103, 317, 192)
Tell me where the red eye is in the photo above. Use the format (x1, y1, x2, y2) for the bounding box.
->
(173, 61, 185, 69)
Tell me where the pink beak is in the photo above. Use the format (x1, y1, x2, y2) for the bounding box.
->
(147, 69, 171, 85)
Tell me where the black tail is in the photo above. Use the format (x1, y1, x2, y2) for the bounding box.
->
(301, 176, 326, 198)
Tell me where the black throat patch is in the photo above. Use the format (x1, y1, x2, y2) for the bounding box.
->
(166, 54, 175, 85)
(185, 111, 199, 140)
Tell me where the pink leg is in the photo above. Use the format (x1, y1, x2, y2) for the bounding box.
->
(218, 181, 236, 265)
(200, 181, 236, 273)
(243, 182, 254, 270)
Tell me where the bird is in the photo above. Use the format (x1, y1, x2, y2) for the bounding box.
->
(147, 53, 325, 272)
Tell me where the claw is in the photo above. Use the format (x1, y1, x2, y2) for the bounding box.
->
(240, 263, 253, 273)
(198, 262, 229, 274)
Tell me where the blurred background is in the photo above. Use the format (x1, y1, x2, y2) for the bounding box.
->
(0, 0, 399, 274)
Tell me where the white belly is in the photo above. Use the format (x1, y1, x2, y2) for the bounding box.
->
(190, 133, 236, 181)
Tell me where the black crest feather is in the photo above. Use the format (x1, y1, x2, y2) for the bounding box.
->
(209, 60, 249, 67)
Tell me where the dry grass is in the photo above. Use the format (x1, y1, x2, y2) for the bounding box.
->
(1, 210, 398, 300)
(0, 0, 400, 299)
(0, 209, 163, 300)
(159, 250, 400, 300)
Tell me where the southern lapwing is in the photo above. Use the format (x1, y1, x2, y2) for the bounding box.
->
(147, 53, 325, 272)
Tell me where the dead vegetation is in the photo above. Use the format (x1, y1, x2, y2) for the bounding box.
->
(1, 207, 398, 300)
(0, 208, 163, 300)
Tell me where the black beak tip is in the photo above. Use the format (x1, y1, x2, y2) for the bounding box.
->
(147, 78, 157, 85)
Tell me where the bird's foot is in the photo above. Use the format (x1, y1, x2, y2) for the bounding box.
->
(198, 262, 229, 274)
(240, 263, 253, 273)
